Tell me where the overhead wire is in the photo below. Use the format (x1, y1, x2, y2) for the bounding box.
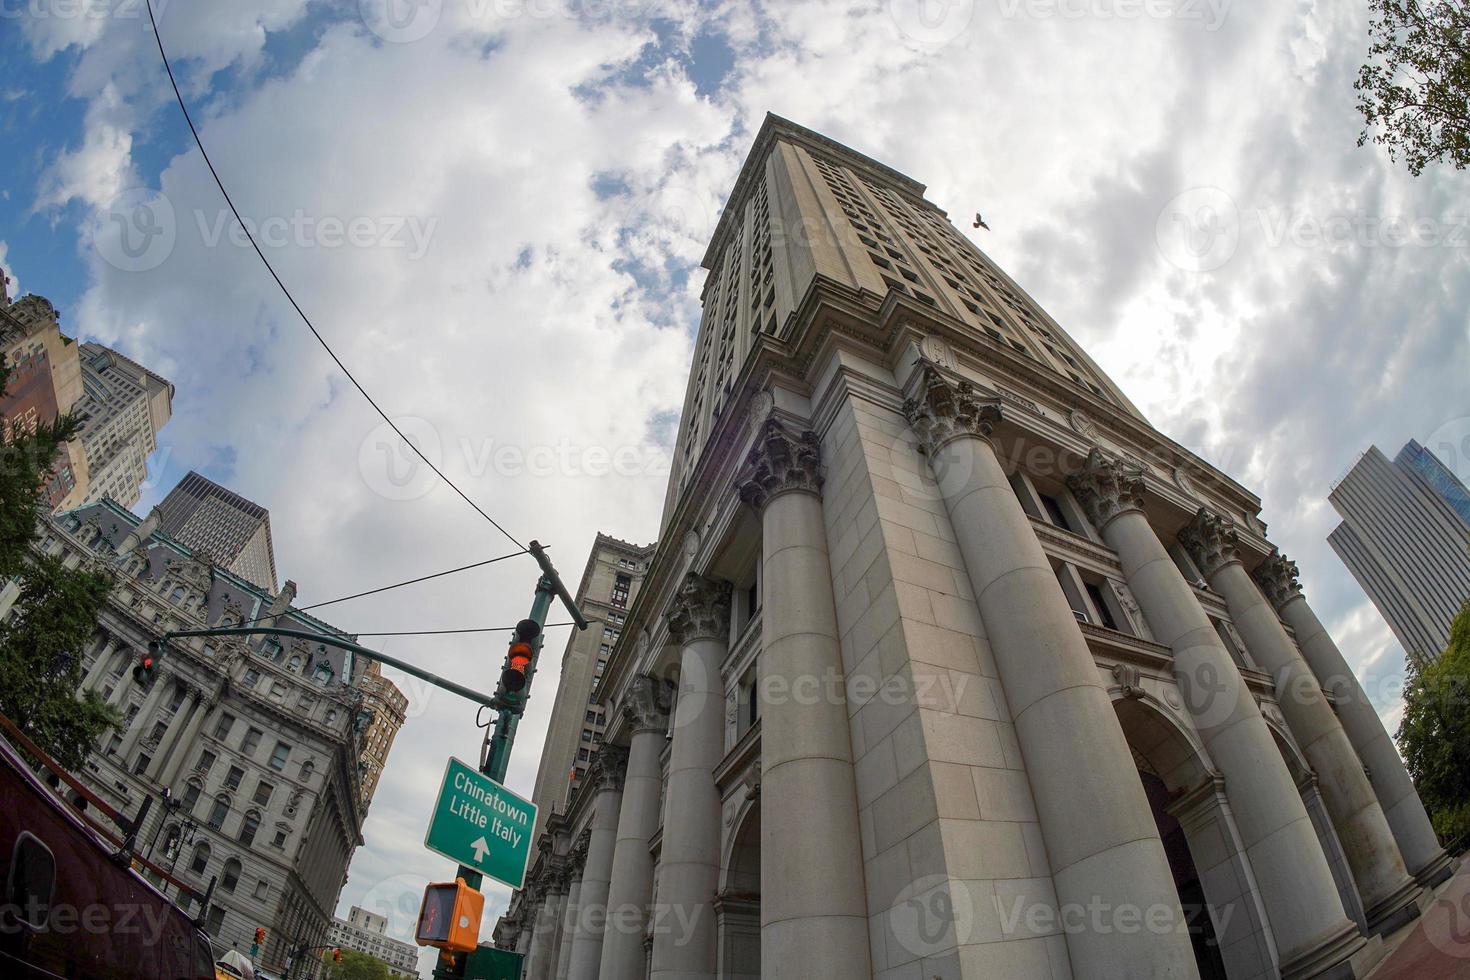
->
(143, 0, 526, 552)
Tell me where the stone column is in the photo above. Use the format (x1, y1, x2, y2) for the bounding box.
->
(650, 572, 731, 980)
(598, 677, 670, 980)
(1180, 511, 1422, 934)
(80, 636, 119, 693)
(1069, 451, 1365, 976)
(736, 417, 870, 980)
(528, 872, 568, 980)
(556, 862, 583, 980)
(1255, 553, 1454, 889)
(516, 893, 540, 959)
(147, 685, 203, 782)
(117, 671, 171, 760)
(159, 695, 213, 787)
(106, 649, 139, 706)
(903, 370, 1197, 980)
(569, 745, 626, 980)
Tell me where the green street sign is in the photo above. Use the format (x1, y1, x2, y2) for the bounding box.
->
(464, 946, 523, 980)
(424, 757, 537, 889)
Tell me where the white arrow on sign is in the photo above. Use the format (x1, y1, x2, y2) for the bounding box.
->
(471, 836, 490, 864)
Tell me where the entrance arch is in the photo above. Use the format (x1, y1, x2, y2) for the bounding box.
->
(1114, 695, 1276, 980)
(717, 800, 760, 979)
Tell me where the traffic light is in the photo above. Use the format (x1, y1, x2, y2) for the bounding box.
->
(499, 620, 541, 693)
(132, 641, 163, 685)
(333, 948, 342, 963)
(255, 927, 267, 945)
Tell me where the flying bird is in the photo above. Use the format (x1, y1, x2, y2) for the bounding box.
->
(972, 212, 991, 231)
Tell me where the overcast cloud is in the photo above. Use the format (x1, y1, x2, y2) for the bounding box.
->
(4, 0, 1467, 972)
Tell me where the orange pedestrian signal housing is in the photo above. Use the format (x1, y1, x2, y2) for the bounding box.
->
(416, 877, 484, 953)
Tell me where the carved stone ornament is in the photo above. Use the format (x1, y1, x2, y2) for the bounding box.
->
(1069, 409, 1098, 439)
(1253, 550, 1305, 611)
(918, 334, 957, 369)
(1067, 449, 1146, 532)
(665, 573, 732, 645)
(1177, 508, 1242, 580)
(570, 828, 591, 871)
(736, 418, 823, 513)
(1112, 663, 1145, 700)
(589, 743, 628, 792)
(621, 674, 671, 734)
(901, 363, 1003, 457)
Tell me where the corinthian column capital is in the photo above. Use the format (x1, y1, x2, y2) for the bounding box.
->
(736, 418, 823, 514)
(620, 674, 670, 734)
(1254, 550, 1304, 611)
(902, 363, 1002, 456)
(665, 573, 732, 645)
(1067, 449, 1146, 532)
(1177, 508, 1243, 579)
(589, 743, 628, 791)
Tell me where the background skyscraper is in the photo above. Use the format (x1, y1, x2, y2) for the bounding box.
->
(156, 470, 279, 591)
(76, 341, 174, 509)
(1329, 441, 1470, 660)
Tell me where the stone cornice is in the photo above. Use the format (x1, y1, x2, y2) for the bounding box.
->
(736, 417, 824, 514)
(901, 361, 1003, 456)
(665, 573, 732, 646)
(1253, 551, 1305, 611)
(1068, 449, 1147, 532)
(1178, 508, 1243, 580)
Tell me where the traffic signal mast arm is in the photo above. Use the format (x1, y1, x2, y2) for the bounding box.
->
(156, 626, 499, 705)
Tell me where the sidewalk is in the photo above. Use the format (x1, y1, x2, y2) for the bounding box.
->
(1370, 857, 1470, 979)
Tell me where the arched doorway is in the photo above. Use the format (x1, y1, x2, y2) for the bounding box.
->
(717, 800, 760, 979)
(1114, 696, 1274, 980)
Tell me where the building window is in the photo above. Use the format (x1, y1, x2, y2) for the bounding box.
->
(197, 750, 217, 775)
(610, 574, 630, 608)
(313, 663, 333, 686)
(1084, 583, 1119, 631)
(133, 754, 150, 775)
(221, 858, 241, 893)
(224, 766, 244, 791)
(326, 709, 338, 725)
(213, 714, 235, 740)
(206, 905, 225, 937)
(239, 813, 259, 847)
(182, 783, 202, 812)
(242, 668, 259, 688)
(1038, 493, 1072, 532)
(269, 682, 286, 704)
(253, 781, 274, 807)
(269, 742, 291, 771)
(272, 830, 288, 848)
(166, 686, 185, 711)
(207, 798, 228, 830)
(190, 841, 211, 874)
(242, 728, 262, 756)
(254, 880, 269, 900)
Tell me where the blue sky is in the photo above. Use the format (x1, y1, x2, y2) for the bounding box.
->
(4, 1, 1468, 974)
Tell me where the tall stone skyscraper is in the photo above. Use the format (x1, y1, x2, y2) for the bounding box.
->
(1329, 441, 1470, 660)
(77, 342, 174, 508)
(529, 533, 655, 840)
(156, 470, 279, 591)
(495, 116, 1446, 980)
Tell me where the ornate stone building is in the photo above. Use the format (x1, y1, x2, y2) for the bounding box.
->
(493, 116, 1450, 980)
(0, 498, 403, 979)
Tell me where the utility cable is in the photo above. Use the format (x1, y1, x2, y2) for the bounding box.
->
(144, 0, 525, 551)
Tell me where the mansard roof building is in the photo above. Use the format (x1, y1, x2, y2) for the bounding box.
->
(0, 498, 403, 980)
(494, 116, 1449, 980)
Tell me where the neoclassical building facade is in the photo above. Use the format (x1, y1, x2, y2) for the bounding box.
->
(493, 116, 1450, 980)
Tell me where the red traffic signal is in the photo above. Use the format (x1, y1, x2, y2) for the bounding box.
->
(255, 927, 267, 945)
(132, 640, 164, 684)
(500, 620, 541, 693)
(332, 948, 342, 963)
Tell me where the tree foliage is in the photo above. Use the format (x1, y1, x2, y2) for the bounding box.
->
(0, 359, 118, 768)
(1397, 600, 1470, 844)
(1355, 0, 1470, 175)
(322, 949, 393, 980)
